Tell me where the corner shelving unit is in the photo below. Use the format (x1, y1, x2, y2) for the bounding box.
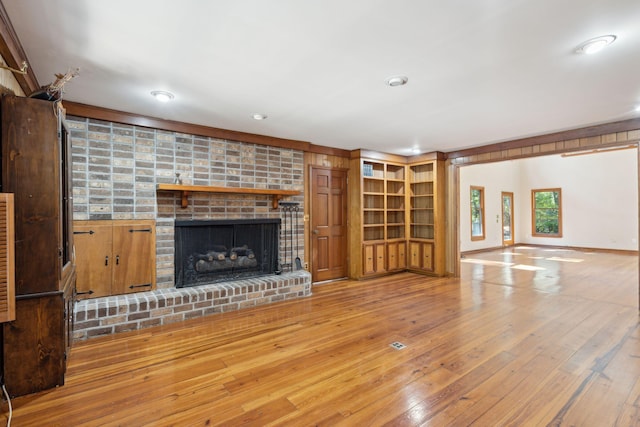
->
(348, 150, 445, 279)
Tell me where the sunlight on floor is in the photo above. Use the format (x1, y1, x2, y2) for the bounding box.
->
(545, 257, 584, 263)
(511, 264, 546, 271)
(461, 249, 585, 271)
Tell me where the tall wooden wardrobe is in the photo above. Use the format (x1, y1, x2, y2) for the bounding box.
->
(0, 95, 76, 397)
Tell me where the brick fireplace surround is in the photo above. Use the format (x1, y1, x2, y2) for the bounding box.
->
(68, 116, 310, 341)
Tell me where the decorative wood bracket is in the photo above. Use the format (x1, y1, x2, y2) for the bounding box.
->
(156, 184, 301, 209)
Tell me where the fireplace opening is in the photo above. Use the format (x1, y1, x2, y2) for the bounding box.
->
(175, 219, 280, 288)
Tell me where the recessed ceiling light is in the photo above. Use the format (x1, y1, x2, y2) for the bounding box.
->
(151, 90, 174, 102)
(385, 75, 408, 87)
(575, 35, 617, 55)
(635, 105, 640, 112)
(252, 113, 268, 120)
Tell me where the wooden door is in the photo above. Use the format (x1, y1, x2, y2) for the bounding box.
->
(73, 222, 113, 299)
(2, 96, 61, 295)
(112, 221, 155, 295)
(310, 167, 348, 282)
(502, 192, 514, 246)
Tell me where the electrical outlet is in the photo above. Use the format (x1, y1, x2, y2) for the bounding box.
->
(304, 262, 309, 270)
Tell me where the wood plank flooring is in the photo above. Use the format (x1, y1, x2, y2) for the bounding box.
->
(2, 246, 639, 426)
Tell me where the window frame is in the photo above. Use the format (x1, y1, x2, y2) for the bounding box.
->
(470, 186, 485, 241)
(531, 188, 563, 238)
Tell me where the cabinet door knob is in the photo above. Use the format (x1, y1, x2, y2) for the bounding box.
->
(105, 256, 109, 266)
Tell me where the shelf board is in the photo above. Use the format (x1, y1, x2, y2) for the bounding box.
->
(156, 183, 300, 209)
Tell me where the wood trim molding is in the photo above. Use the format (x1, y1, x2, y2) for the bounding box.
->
(447, 117, 640, 160)
(0, 1, 39, 95)
(63, 101, 350, 157)
(156, 183, 300, 209)
(307, 143, 350, 157)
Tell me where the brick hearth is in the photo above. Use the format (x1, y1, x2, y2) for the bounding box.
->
(73, 271, 311, 341)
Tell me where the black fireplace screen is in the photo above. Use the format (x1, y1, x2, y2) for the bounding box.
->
(175, 219, 280, 287)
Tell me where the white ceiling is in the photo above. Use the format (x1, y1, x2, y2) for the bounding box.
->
(3, 0, 640, 155)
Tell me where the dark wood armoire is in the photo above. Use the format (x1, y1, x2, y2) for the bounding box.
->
(0, 95, 75, 397)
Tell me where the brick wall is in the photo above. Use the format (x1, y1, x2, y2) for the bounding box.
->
(68, 116, 305, 289)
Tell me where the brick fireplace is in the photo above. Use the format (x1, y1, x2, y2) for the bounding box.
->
(68, 116, 310, 341)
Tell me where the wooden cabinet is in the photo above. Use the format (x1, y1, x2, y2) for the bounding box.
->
(387, 241, 406, 272)
(74, 220, 156, 299)
(362, 242, 386, 275)
(3, 281, 74, 397)
(349, 150, 445, 279)
(408, 241, 434, 271)
(0, 95, 75, 397)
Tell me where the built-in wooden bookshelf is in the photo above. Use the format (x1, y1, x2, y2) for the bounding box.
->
(349, 150, 445, 279)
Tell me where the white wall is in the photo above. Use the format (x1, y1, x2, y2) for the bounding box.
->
(460, 148, 638, 252)
(459, 160, 520, 252)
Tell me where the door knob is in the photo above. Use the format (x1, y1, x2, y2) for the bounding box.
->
(312, 229, 319, 234)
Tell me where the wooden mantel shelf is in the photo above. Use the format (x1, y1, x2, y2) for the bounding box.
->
(156, 184, 300, 209)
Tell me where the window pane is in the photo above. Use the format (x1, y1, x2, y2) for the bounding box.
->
(532, 189, 562, 237)
(470, 187, 485, 240)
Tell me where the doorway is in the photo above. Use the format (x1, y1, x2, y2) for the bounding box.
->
(309, 166, 348, 282)
(501, 192, 514, 246)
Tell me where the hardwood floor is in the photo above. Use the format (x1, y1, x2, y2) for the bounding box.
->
(3, 247, 639, 426)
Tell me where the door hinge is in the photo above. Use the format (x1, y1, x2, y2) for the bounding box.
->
(129, 283, 152, 289)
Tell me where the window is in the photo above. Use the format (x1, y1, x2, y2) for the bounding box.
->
(532, 188, 562, 237)
(470, 186, 485, 240)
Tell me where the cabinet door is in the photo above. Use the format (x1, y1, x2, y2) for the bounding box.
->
(374, 243, 386, 273)
(2, 96, 61, 295)
(409, 241, 422, 269)
(363, 243, 376, 275)
(3, 295, 65, 397)
(387, 242, 398, 271)
(422, 242, 434, 271)
(112, 222, 155, 295)
(73, 222, 113, 299)
(397, 241, 406, 270)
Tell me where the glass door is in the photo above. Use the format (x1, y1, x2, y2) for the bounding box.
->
(502, 192, 514, 246)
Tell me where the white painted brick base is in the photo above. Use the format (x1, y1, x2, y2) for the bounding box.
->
(73, 271, 312, 341)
